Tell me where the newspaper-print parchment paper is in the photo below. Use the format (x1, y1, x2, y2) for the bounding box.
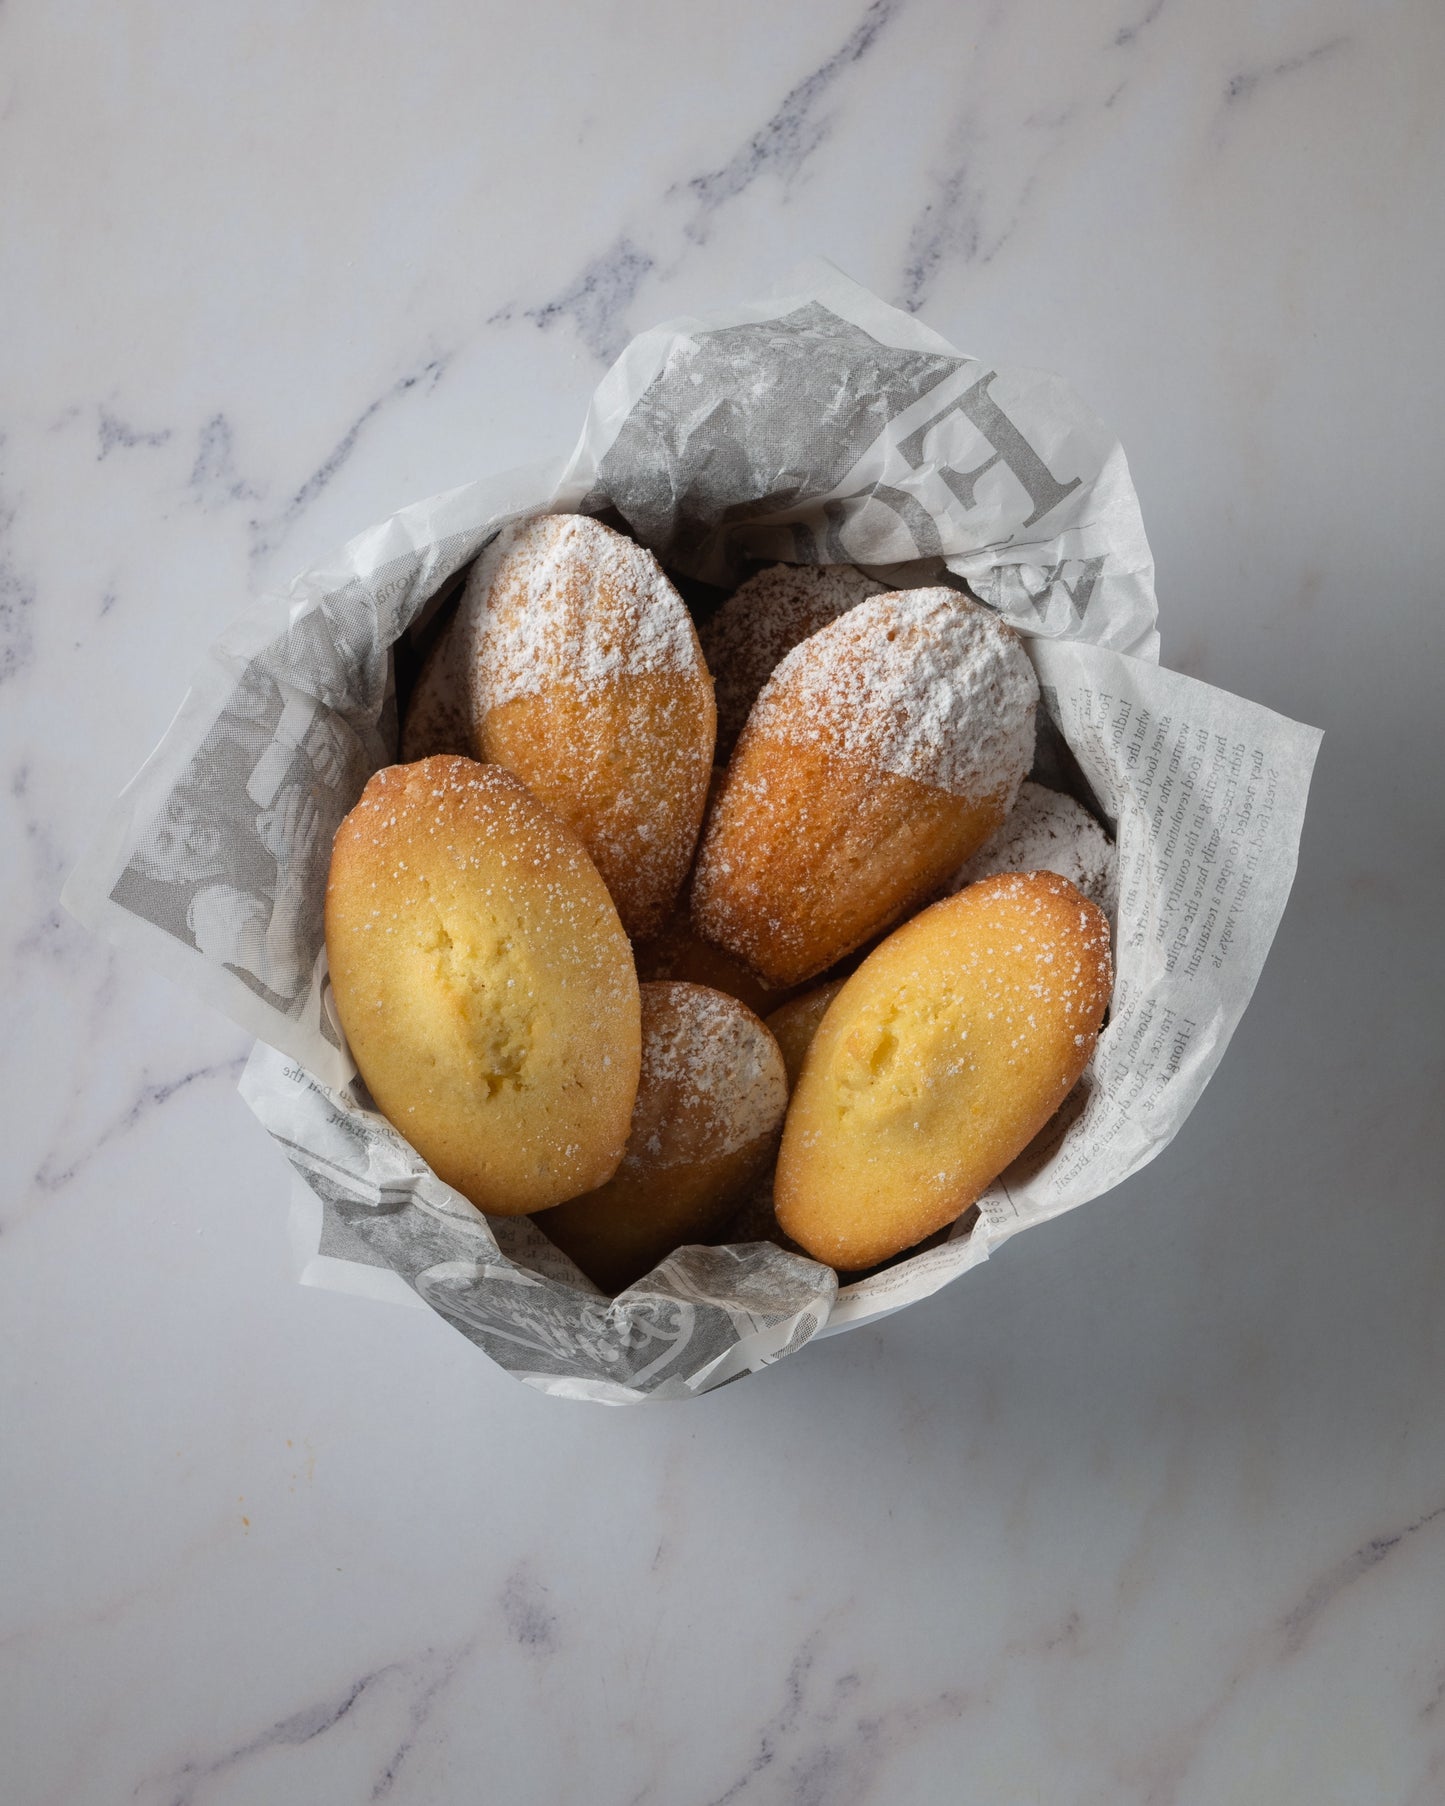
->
(63, 262, 1320, 1402)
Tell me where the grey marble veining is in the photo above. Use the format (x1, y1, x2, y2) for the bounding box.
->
(3, 1, 1443, 1802)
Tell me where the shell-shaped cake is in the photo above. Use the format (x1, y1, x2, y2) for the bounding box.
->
(691, 588, 1039, 988)
(460, 513, 716, 941)
(775, 872, 1113, 1270)
(325, 756, 642, 1216)
(536, 981, 788, 1293)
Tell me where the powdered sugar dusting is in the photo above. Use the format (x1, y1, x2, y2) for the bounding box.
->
(627, 982, 787, 1167)
(326, 755, 641, 1209)
(464, 514, 700, 714)
(341, 759, 629, 985)
(942, 870, 1114, 1033)
(751, 588, 1039, 803)
(951, 781, 1117, 913)
(700, 562, 884, 755)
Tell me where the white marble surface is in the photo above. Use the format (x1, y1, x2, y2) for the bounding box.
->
(3, 1, 1443, 1800)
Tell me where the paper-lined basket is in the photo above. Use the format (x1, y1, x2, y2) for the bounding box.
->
(63, 264, 1320, 1402)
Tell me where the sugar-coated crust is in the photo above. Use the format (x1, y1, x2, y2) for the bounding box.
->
(690, 589, 1037, 988)
(535, 982, 788, 1294)
(775, 871, 1113, 1270)
(325, 755, 641, 1215)
(699, 562, 884, 758)
(460, 513, 716, 941)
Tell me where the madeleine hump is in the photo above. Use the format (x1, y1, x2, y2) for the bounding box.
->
(691, 588, 1038, 988)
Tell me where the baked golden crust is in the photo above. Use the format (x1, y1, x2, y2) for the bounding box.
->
(461, 513, 716, 941)
(693, 740, 997, 988)
(690, 588, 1037, 988)
(774, 872, 1112, 1270)
(534, 982, 787, 1293)
(325, 755, 641, 1216)
(632, 765, 793, 1018)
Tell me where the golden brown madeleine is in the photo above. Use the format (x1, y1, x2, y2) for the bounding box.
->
(632, 765, 789, 1017)
(775, 872, 1112, 1270)
(691, 589, 1038, 987)
(535, 982, 788, 1294)
(460, 513, 716, 941)
(765, 980, 847, 1090)
(699, 562, 883, 758)
(325, 756, 641, 1216)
